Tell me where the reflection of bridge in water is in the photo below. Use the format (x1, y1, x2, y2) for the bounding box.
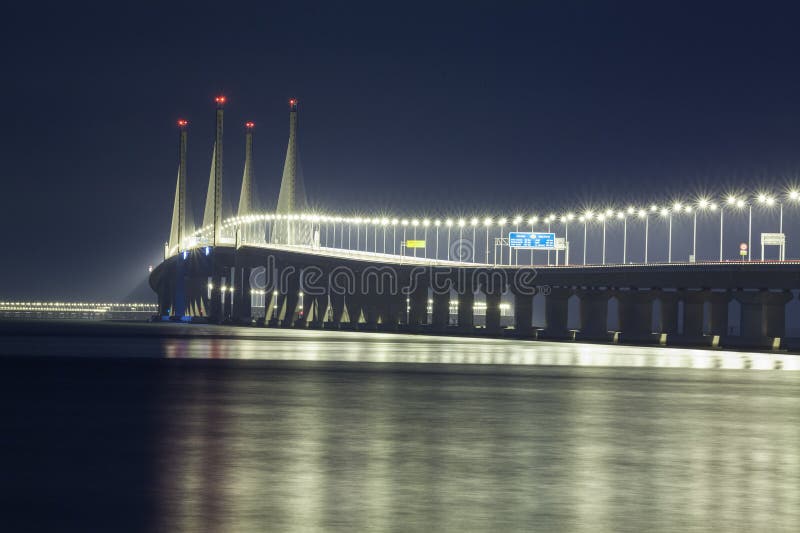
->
(150, 96, 800, 351)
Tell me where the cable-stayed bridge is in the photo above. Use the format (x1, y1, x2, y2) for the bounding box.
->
(150, 97, 800, 351)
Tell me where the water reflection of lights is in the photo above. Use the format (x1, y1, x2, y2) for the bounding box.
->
(160, 330, 800, 371)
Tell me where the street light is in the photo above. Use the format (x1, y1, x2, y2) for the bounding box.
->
(470, 217, 478, 262)
(372, 218, 379, 253)
(423, 218, 430, 259)
(581, 211, 593, 265)
(445, 218, 453, 260)
(434, 219, 441, 259)
(756, 193, 776, 260)
(692, 198, 711, 261)
(391, 218, 399, 255)
(498, 217, 507, 265)
(484, 217, 492, 263)
(401, 219, 409, 256)
(598, 211, 610, 265)
(785, 190, 800, 258)
(458, 218, 466, 262)
(638, 209, 648, 264)
(658, 207, 671, 262)
(528, 216, 538, 266)
(725, 195, 748, 261)
(513, 216, 522, 265)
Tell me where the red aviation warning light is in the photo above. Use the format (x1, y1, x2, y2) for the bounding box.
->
(177, 119, 188, 127)
(245, 121, 255, 129)
(289, 98, 298, 110)
(215, 95, 227, 106)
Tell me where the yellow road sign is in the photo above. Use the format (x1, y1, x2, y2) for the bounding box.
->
(406, 240, 426, 249)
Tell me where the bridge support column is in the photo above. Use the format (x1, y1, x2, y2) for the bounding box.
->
(577, 288, 609, 339)
(298, 290, 316, 327)
(328, 292, 345, 327)
(279, 274, 300, 328)
(456, 289, 475, 333)
(483, 290, 502, 334)
(362, 292, 381, 330)
(157, 277, 170, 316)
(708, 292, 729, 336)
(736, 290, 791, 341)
(383, 292, 406, 329)
(431, 291, 450, 331)
(233, 266, 252, 324)
(345, 290, 364, 328)
(188, 276, 205, 318)
(170, 255, 187, 319)
(511, 289, 533, 337)
(656, 290, 679, 335)
(407, 282, 428, 328)
(311, 293, 329, 327)
(681, 289, 705, 337)
(617, 289, 655, 342)
(544, 287, 571, 339)
(209, 272, 222, 323)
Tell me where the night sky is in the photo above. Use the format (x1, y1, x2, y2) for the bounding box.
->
(3, 1, 800, 301)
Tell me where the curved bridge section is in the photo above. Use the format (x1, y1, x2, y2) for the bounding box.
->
(149, 243, 800, 350)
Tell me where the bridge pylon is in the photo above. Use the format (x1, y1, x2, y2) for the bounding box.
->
(168, 119, 190, 253)
(203, 95, 226, 246)
(273, 98, 311, 246)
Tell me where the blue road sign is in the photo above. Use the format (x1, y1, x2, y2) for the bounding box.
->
(508, 232, 556, 249)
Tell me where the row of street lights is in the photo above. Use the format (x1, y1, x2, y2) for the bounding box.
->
(222, 190, 799, 265)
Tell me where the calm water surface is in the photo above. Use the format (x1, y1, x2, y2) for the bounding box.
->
(0, 321, 798, 532)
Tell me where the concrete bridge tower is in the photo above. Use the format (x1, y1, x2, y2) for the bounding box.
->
(272, 98, 311, 245)
(237, 121, 256, 217)
(168, 119, 189, 253)
(203, 95, 226, 246)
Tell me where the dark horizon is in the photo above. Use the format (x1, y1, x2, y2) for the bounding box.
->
(4, 1, 800, 301)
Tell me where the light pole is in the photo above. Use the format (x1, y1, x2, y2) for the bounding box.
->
(392, 219, 398, 255)
(598, 212, 608, 265)
(528, 216, 538, 266)
(756, 193, 776, 260)
(498, 218, 507, 265)
(581, 211, 592, 265)
(623, 206, 634, 264)
(563, 213, 573, 266)
(446, 219, 453, 260)
(546, 214, 555, 266)
(786, 190, 800, 235)
(725, 196, 747, 261)
(723, 195, 738, 260)
(661, 207, 672, 263)
(369, 218, 375, 253)
(484, 217, 492, 263)
(617, 210, 626, 264)
(412, 219, 419, 257)
(748, 203, 752, 262)
(458, 218, 465, 262)
(785, 190, 800, 259)
(470, 217, 478, 263)
(423, 219, 430, 259)
(638, 209, 648, 264)
(382, 218, 388, 253)
(401, 219, 408, 256)
(434, 219, 441, 259)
